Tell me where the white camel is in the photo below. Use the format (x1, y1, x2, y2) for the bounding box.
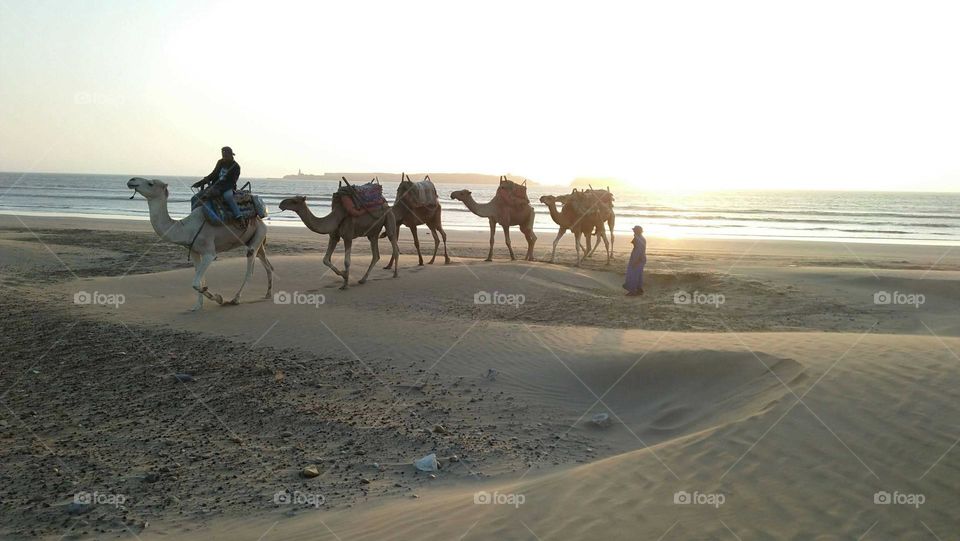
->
(126, 177, 274, 311)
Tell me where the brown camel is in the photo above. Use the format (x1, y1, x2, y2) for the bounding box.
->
(450, 183, 536, 261)
(580, 187, 616, 258)
(540, 194, 610, 266)
(278, 193, 399, 289)
(384, 173, 449, 268)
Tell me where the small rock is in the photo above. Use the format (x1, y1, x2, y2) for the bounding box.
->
(280, 431, 293, 438)
(432, 424, 448, 434)
(360, 478, 371, 484)
(485, 369, 498, 381)
(301, 465, 321, 478)
(448, 455, 460, 463)
(143, 472, 160, 483)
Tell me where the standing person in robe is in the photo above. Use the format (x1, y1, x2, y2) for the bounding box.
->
(623, 225, 646, 296)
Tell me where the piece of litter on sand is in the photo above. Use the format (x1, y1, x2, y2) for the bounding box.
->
(485, 369, 498, 381)
(414, 453, 439, 472)
(591, 413, 610, 427)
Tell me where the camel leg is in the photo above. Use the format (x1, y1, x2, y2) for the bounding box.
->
(485, 219, 495, 261)
(189, 251, 205, 311)
(340, 237, 352, 289)
(257, 244, 274, 299)
(228, 227, 267, 305)
(411, 225, 423, 266)
(584, 227, 595, 258)
(389, 225, 400, 278)
(502, 224, 516, 260)
(322, 234, 344, 278)
(427, 225, 440, 264)
(523, 213, 537, 261)
(573, 231, 583, 267)
(359, 235, 380, 284)
(549, 228, 566, 263)
(608, 217, 615, 258)
(598, 226, 611, 265)
(192, 252, 223, 305)
(437, 222, 450, 264)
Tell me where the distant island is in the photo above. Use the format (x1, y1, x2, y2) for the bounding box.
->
(280, 170, 535, 185)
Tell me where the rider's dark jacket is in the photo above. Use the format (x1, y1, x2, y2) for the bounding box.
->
(194, 159, 241, 194)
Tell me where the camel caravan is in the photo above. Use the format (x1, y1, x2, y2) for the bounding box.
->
(126, 173, 617, 310)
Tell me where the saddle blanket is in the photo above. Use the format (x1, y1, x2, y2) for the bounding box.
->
(402, 178, 439, 208)
(194, 190, 267, 225)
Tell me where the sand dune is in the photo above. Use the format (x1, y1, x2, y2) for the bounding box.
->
(2, 217, 959, 539)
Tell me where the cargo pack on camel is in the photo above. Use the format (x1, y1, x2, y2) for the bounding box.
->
(335, 177, 388, 217)
(192, 181, 268, 225)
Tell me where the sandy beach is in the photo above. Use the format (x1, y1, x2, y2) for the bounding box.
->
(0, 213, 958, 540)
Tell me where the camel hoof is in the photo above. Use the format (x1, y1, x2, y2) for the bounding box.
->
(193, 285, 208, 293)
(225, 298, 240, 306)
(358, 278, 367, 284)
(484, 258, 493, 262)
(189, 304, 202, 312)
(212, 294, 224, 304)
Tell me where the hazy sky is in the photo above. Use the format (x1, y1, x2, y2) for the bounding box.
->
(2, 0, 960, 190)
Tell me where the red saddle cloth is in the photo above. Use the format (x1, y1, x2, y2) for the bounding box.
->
(339, 182, 387, 217)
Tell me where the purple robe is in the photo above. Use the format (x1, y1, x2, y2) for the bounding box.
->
(623, 234, 646, 293)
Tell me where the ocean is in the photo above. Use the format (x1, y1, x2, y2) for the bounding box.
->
(1, 172, 958, 245)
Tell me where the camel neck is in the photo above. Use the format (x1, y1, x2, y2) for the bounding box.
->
(544, 200, 565, 225)
(146, 197, 193, 245)
(463, 196, 497, 218)
(293, 204, 344, 234)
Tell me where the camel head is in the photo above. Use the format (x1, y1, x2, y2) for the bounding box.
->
(127, 177, 169, 200)
(450, 189, 472, 202)
(278, 195, 307, 212)
(539, 194, 557, 205)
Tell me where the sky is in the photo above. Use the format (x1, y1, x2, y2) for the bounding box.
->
(2, 0, 960, 191)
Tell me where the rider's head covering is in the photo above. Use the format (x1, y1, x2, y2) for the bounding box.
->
(221, 146, 235, 156)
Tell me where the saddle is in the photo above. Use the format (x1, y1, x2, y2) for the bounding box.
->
(335, 178, 387, 217)
(493, 176, 529, 225)
(399, 174, 439, 208)
(193, 183, 268, 225)
(567, 189, 610, 218)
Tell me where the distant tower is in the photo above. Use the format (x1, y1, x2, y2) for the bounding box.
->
(298, 168, 302, 175)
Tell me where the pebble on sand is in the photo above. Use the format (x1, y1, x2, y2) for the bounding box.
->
(301, 465, 321, 478)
